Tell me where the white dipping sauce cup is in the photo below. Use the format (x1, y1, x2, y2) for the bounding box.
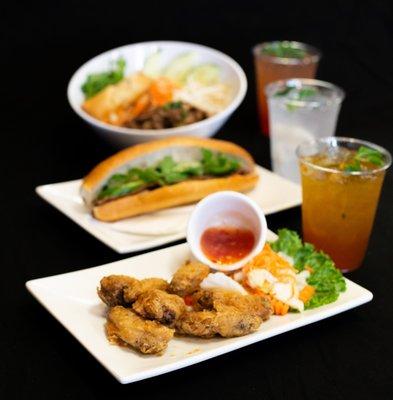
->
(187, 191, 267, 271)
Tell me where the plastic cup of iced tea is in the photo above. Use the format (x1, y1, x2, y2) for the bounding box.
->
(297, 137, 391, 272)
(253, 41, 321, 135)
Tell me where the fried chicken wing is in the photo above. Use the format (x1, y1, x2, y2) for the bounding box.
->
(176, 306, 261, 338)
(176, 310, 217, 338)
(123, 278, 169, 304)
(214, 305, 262, 337)
(175, 289, 271, 338)
(106, 306, 174, 354)
(194, 289, 272, 321)
(132, 289, 186, 327)
(170, 261, 210, 297)
(97, 275, 138, 306)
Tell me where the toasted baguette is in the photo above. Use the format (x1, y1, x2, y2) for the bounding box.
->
(81, 136, 258, 222)
(82, 73, 151, 124)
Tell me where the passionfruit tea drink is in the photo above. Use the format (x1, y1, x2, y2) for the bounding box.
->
(253, 41, 320, 135)
(298, 138, 391, 272)
(266, 79, 344, 183)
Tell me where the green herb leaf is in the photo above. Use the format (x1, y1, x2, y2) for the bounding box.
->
(97, 180, 145, 200)
(262, 41, 306, 59)
(201, 148, 240, 176)
(163, 172, 189, 184)
(96, 149, 241, 202)
(173, 161, 204, 176)
(285, 102, 299, 112)
(344, 160, 361, 172)
(157, 156, 176, 174)
(105, 173, 129, 188)
(274, 85, 295, 97)
(296, 87, 317, 100)
(354, 145, 384, 167)
(81, 58, 126, 99)
(163, 101, 183, 110)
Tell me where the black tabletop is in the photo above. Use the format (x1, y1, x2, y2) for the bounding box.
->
(2, 1, 393, 398)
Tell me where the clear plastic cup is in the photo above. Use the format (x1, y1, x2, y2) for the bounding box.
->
(265, 78, 345, 183)
(253, 41, 321, 135)
(297, 137, 391, 272)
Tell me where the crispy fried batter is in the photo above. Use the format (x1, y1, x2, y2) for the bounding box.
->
(194, 289, 272, 321)
(176, 310, 217, 338)
(106, 320, 128, 347)
(123, 278, 169, 304)
(132, 289, 186, 327)
(214, 305, 262, 337)
(170, 261, 210, 297)
(176, 306, 262, 338)
(97, 275, 138, 306)
(176, 289, 272, 338)
(100, 271, 272, 354)
(106, 306, 174, 354)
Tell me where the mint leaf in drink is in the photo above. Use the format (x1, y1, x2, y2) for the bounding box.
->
(274, 85, 295, 97)
(344, 160, 361, 172)
(355, 146, 384, 167)
(81, 57, 126, 99)
(261, 41, 306, 59)
(285, 102, 298, 112)
(279, 85, 318, 111)
(297, 87, 317, 100)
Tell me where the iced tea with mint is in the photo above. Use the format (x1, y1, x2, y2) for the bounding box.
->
(298, 138, 391, 272)
(253, 41, 320, 135)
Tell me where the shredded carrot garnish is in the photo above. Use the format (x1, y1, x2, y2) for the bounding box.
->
(131, 92, 150, 118)
(246, 243, 296, 277)
(268, 295, 289, 316)
(299, 285, 315, 303)
(149, 77, 176, 107)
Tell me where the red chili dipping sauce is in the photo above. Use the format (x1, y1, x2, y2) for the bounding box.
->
(200, 226, 255, 264)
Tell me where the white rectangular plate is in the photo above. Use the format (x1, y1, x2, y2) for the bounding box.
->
(35, 166, 301, 253)
(26, 231, 372, 384)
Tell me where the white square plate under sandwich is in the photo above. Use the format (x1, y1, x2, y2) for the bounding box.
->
(26, 231, 373, 384)
(36, 166, 301, 253)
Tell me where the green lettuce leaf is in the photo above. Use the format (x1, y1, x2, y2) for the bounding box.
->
(270, 228, 302, 257)
(271, 229, 346, 310)
(81, 58, 126, 99)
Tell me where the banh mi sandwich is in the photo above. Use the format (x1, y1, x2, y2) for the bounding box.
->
(81, 137, 259, 222)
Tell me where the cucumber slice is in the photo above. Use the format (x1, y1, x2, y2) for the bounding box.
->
(163, 52, 197, 83)
(143, 51, 163, 77)
(186, 64, 220, 86)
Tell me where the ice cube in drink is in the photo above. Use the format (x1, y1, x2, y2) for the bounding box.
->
(266, 79, 345, 183)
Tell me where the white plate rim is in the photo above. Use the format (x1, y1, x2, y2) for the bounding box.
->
(35, 166, 302, 253)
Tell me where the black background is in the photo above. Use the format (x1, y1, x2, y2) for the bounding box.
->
(2, 1, 393, 398)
